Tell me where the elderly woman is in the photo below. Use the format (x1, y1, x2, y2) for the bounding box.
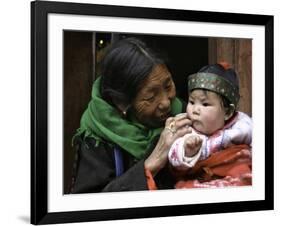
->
(70, 38, 191, 193)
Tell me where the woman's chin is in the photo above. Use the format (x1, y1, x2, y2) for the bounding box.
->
(145, 119, 165, 128)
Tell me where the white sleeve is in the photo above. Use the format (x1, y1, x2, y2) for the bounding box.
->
(222, 112, 253, 148)
(168, 131, 207, 169)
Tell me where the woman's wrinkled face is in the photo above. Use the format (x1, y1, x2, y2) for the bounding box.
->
(132, 64, 176, 128)
(186, 89, 226, 135)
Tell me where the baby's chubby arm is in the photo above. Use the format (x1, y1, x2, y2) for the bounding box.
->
(184, 135, 203, 157)
(168, 131, 206, 169)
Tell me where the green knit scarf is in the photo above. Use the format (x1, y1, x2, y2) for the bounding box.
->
(74, 77, 183, 160)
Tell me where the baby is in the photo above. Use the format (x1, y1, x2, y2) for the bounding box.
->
(168, 63, 252, 171)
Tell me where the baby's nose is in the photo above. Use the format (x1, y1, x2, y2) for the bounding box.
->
(192, 105, 200, 115)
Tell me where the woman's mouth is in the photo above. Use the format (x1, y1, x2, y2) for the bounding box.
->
(159, 111, 171, 121)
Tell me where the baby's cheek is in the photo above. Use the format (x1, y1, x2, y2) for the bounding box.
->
(201, 116, 224, 135)
(201, 116, 213, 127)
(186, 106, 192, 116)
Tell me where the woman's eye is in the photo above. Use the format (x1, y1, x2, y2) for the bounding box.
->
(144, 96, 155, 101)
(165, 83, 171, 90)
(164, 79, 173, 90)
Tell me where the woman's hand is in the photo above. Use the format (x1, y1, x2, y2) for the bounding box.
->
(144, 113, 192, 176)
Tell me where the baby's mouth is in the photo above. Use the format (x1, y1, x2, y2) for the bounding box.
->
(191, 119, 200, 128)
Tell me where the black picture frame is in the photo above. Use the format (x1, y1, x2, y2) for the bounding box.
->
(31, 0, 274, 224)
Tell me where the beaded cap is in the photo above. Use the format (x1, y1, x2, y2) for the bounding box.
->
(188, 72, 240, 108)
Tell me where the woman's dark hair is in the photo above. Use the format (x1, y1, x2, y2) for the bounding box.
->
(100, 37, 165, 107)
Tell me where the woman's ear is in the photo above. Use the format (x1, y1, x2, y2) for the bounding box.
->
(111, 96, 130, 116)
(224, 104, 236, 121)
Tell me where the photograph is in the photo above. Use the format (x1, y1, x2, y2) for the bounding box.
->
(31, 0, 273, 224)
(63, 31, 253, 195)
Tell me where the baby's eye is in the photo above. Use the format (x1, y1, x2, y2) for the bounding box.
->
(202, 103, 210, 107)
(189, 100, 194, 105)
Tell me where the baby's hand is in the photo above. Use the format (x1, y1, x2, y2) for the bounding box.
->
(184, 135, 202, 157)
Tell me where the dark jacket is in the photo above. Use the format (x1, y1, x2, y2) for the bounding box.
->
(70, 99, 186, 193)
(70, 136, 176, 193)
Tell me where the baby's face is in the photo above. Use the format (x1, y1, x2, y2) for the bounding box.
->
(186, 89, 226, 135)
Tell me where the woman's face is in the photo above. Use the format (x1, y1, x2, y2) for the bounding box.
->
(186, 89, 226, 135)
(132, 64, 176, 128)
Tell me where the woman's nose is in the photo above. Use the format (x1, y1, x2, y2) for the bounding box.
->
(158, 94, 170, 110)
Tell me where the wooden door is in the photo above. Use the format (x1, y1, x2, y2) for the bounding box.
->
(209, 38, 252, 116)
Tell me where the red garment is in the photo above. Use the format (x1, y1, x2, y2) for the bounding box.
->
(175, 144, 252, 189)
(145, 168, 158, 190)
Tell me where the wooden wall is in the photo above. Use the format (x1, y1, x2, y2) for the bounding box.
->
(209, 38, 252, 116)
(63, 31, 93, 193)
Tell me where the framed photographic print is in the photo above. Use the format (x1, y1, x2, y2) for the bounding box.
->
(31, 0, 274, 224)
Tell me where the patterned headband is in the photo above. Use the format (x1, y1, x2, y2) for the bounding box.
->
(188, 72, 240, 108)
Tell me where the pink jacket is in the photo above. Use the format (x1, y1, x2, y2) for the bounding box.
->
(168, 111, 252, 169)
